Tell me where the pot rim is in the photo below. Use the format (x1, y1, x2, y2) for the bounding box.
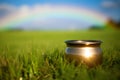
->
(65, 40, 102, 45)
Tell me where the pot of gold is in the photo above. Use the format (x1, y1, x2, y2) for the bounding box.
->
(65, 40, 103, 67)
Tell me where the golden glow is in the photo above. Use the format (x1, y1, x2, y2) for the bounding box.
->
(83, 48, 93, 58)
(86, 42, 90, 45)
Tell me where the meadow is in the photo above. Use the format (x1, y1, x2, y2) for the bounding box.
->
(0, 29, 120, 80)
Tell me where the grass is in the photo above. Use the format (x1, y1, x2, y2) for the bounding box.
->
(0, 30, 120, 80)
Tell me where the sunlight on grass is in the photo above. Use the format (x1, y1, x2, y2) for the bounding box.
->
(0, 30, 120, 80)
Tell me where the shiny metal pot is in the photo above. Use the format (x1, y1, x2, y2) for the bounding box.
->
(65, 40, 103, 67)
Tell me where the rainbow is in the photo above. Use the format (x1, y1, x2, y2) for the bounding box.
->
(0, 5, 108, 30)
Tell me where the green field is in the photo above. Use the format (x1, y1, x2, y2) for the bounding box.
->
(0, 30, 120, 80)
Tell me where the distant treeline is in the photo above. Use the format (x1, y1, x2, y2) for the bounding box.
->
(89, 18, 120, 30)
(106, 18, 120, 29)
(6, 27, 24, 32)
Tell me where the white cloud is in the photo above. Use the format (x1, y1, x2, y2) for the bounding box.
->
(101, 0, 120, 8)
(0, 4, 16, 11)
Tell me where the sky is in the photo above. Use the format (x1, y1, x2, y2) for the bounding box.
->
(0, 0, 120, 30)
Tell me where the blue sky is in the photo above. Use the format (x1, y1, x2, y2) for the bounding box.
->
(0, 0, 120, 20)
(0, 0, 106, 12)
(0, 0, 120, 30)
(0, 0, 101, 5)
